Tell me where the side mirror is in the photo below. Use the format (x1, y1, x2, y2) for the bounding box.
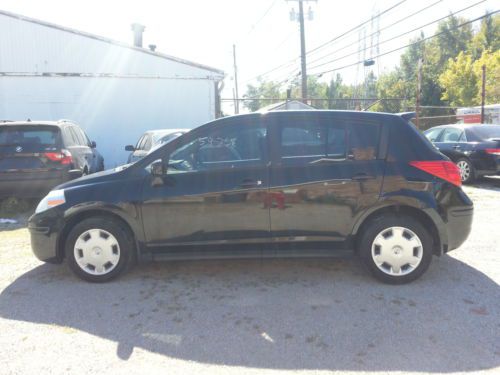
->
(125, 145, 135, 152)
(150, 160, 166, 177)
(90, 141, 97, 148)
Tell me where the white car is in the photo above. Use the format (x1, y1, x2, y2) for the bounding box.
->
(125, 129, 188, 163)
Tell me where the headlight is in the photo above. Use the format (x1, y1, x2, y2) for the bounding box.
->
(36, 189, 66, 214)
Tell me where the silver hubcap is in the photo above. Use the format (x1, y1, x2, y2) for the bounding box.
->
(74, 229, 120, 275)
(371, 226, 423, 276)
(457, 160, 470, 181)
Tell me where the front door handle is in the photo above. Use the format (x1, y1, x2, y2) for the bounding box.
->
(240, 179, 262, 189)
(352, 173, 372, 181)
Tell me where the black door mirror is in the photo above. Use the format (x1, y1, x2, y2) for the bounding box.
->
(150, 160, 166, 177)
(125, 145, 135, 152)
(91, 141, 97, 148)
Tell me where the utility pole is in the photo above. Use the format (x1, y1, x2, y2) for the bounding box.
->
(233, 44, 240, 114)
(288, 0, 316, 104)
(481, 64, 486, 123)
(415, 58, 423, 129)
(298, 1, 307, 103)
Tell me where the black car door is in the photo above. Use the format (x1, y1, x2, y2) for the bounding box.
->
(434, 127, 468, 161)
(140, 117, 270, 253)
(268, 113, 385, 248)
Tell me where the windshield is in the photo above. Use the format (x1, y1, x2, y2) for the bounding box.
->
(0, 126, 61, 152)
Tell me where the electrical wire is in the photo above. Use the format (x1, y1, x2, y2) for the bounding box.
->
(308, 0, 487, 72)
(307, 0, 443, 67)
(310, 10, 499, 77)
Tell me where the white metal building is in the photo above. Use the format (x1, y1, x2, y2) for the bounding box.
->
(0, 10, 224, 167)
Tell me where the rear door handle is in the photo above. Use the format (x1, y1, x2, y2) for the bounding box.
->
(240, 179, 263, 189)
(352, 173, 372, 181)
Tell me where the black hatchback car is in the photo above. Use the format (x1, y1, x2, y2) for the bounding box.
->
(29, 111, 473, 284)
(424, 124, 500, 183)
(0, 120, 104, 199)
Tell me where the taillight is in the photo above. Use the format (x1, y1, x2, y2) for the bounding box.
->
(44, 149, 73, 165)
(485, 148, 500, 156)
(409, 160, 462, 187)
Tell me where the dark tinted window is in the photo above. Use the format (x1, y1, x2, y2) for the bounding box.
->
(168, 122, 267, 172)
(470, 126, 500, 140)
(348, 122, 380, 160)
(0, 126, 61, 152)
(281, 124, 325, 157)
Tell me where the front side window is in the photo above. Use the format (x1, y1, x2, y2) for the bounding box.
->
(167, 123, 267, 173)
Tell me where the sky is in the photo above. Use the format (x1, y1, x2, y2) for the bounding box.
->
(0, 0, 497, 112)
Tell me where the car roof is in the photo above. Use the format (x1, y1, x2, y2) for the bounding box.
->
(0, 120, 74, 128)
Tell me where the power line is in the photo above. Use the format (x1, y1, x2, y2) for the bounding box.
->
(240, 0, 279, 40)
(305, 0, 408, 57)
(307, 0, 443, 67)
(308, 0, 487, 72)
(242, 0, 407, 84)
(310, 10, 499, 77)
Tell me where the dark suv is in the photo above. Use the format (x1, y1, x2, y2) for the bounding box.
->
(0, 120, 104, 199)
(28, 111, 473, 284)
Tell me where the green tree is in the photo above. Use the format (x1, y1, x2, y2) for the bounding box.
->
(470, 13, 500, 58)
(243, 79, 283, 111)
(372, 69, 406, 112)
(438, 52, 478, 106)
(473, 49, 500, 104)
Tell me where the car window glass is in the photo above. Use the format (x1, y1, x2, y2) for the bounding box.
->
(143, 135, 152, 151)
(167, 123, 267, 173)
(0, 127, 60, 147)
(280, 117, 346, 160)
(136, 135, 146, 150)
(78, 128, 91, 146)
(281, 124, 325, 158)
(424, 128, 443, 142)
(441, 128, 463, 143)
(68, 127, 81, 145)
(458, 131, 467, 142)
(348, 122, 380, 160)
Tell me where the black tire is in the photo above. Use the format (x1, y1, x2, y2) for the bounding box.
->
(456, 157, 475, 184)
(65, 217, 134, 282)
(358, 214, 433, 284)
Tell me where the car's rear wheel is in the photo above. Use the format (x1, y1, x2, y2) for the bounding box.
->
(456, 158, 475, 184)
(358, 214, 433, 284)
(65, 217, 134, 282)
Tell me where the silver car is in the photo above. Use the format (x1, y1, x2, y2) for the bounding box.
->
(125, 129, 188, 163)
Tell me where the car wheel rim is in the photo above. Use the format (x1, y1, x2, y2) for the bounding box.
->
(371, 226, 423, 276)
(74, 229, 120, 275)
(457, 160, 470, 181)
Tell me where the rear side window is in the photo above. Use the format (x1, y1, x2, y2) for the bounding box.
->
(279, 116, 380, 161)
(0, 126, 61, 151)
(348, 122, 380, 160)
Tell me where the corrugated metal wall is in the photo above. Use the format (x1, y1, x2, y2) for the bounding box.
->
(0, 12, 224, 167)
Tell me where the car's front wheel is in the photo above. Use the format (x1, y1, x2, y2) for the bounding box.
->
(358, 214, 433, 284)
(65, 217, 134, 282)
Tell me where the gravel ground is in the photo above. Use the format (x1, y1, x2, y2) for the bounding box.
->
(0, 179, 499, 375)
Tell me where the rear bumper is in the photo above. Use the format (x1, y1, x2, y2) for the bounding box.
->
(0, 170, 69, 199)
(445, 206, 473, 251)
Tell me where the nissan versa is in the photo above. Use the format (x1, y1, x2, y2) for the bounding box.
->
(28, 111, 473, 284)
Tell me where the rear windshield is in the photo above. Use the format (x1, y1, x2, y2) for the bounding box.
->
(470, 126, 500, 140)
(0, 126, 61, 151)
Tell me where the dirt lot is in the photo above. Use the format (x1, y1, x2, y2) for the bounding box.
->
(0, 179, 499, 375)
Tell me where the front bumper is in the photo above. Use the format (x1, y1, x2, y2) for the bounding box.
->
(28, 210, 64, 264)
